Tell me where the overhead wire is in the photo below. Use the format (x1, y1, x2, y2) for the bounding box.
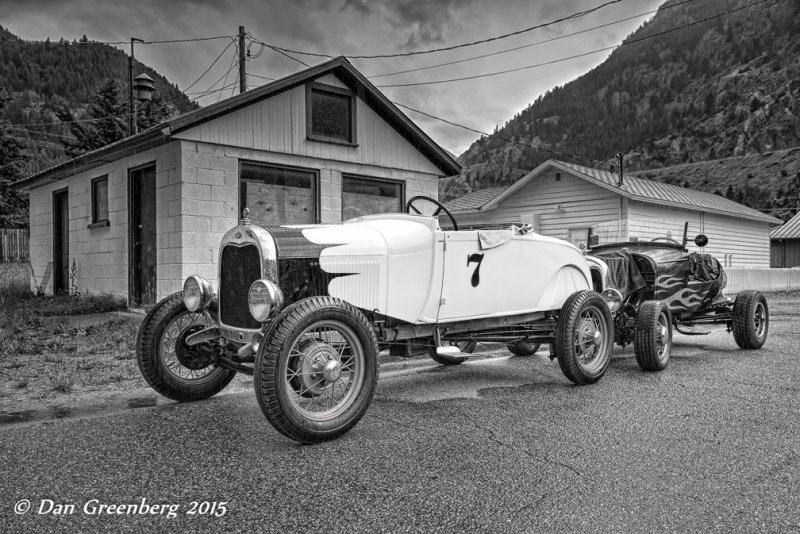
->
(218, 47, 240, 102)
(24, 35, 232, 45)
(264, 0, 626, 59)
(393, 101, 608, 168)
(376, 0, 773, 88)
(182, 37, 237, 94)
(5, 125, 78, 141)
(367, 0, 698, 79)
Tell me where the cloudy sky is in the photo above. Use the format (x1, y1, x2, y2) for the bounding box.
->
(2, 0, 663, 156)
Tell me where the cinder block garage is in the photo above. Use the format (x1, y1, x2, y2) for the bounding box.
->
(15, 57, 459, 305)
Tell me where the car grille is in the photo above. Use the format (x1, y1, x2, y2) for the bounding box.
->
(219, 244, 262, 329)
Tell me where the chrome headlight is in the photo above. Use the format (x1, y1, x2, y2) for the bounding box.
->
(248, 279, 284, 322)
(600, 288, 623, 313)
(183, 275, 214, 312)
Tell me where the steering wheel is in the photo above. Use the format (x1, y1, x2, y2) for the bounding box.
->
(651, 236, 681, 245)
(406, 195, 458, 231)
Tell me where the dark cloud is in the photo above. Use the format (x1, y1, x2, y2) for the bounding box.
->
(341, 0, 476, 50)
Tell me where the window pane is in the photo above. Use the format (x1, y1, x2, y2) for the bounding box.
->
(342, 176, 402, 220)
(93, 177, 108, 222)
(311, 89, 351, 141)
(241, 164, 316, 226)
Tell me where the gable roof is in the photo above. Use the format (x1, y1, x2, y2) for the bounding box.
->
(444, 186, 506, 212)
(446, 159, 780, 225)
(15, 56, 460, 191)
(771, 211, 800, 239)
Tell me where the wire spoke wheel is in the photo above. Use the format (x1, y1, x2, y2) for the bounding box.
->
(555, 291, 613, 385)
(159, 310, 216, 384)
(255, 297, 379, 444)
(573, 309, 608, 372)
(136, 292, 235, 402)
(283, 321, 365, 421)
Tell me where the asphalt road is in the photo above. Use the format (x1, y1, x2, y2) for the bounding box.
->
(2, 302, 799, 533)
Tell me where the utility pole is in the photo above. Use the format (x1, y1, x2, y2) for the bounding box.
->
(238, 26, 247, 94)
(129, 37, 144, 135)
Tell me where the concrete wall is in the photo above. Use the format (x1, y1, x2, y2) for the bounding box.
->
(176, 139, 440, 288)
(27, 142, 182, 299)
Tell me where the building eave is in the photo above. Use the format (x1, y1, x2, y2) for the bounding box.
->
(14, 56, 460, 191)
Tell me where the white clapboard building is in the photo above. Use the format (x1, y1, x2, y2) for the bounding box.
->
(445, 159, 780, 266)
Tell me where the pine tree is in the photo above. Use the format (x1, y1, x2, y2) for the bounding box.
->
(58, 80, 126, 157)
(0, 89, 30, 228)
(56, 79, 173, 157)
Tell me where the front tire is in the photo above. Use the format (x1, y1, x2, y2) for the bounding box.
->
(136, 293, 235, 401)
(554, 291, 613, 385)
(732, 290, 769, 349)
(634, 300, 672, 372)
(254, 297, 378, 444)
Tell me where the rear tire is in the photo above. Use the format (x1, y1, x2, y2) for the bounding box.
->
(634, 300, 672, 372)
(554, 291, 613, 385)
(136, 293, 235, 401)
(507, 341, 540, 356)
(254, 297, 378, 444)
(732, 290, 769, 349)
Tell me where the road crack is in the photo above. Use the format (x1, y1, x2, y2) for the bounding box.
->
(462, 414, 591, 483)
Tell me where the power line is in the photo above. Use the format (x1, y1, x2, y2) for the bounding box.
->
(367, 0, 698, 79)
(6, 135, 62, 150)
(217, 47, 240, 102)
(188, 47, 240, 99)
(264, 0, 626, 59)
(393, 101, 608, 168)
(187, 80, 239, 98)
(23, 35, 232, 46)
(5, 125, 78, 141)
(19, 113, 134, 127)
(377, 0, 773, 88)
(266, 44, 310, 68)
(182, 38, 237, 94)
(249, 73, 276, 82)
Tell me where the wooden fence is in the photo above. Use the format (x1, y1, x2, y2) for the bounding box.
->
(0, 228, 29, 263)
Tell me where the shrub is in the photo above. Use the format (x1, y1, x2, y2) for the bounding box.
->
(50, 372, 75, 393)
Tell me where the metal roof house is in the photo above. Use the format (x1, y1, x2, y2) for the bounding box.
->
(770, 211, 800, 267)
(15, 57, 460, 305)
(445, 159, 780, 267)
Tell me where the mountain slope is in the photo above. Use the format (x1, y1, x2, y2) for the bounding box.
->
(453, 0, 800, 219)
(0, 26, 197, 176)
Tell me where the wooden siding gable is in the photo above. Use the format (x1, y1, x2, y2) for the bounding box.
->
(456, 168, 622, 239)
(174, 76, 444, 175)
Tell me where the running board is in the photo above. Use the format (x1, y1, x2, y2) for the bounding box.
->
(435, 345, 469, 357)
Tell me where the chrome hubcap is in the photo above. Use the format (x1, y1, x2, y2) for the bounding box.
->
(754, 302, 766, 338)
(572, 305, 609, 372)
(323, 360, 342, 382)
(656, 312, 671, 360)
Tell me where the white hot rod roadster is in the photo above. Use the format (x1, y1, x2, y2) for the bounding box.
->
(136, 196, 615, 443)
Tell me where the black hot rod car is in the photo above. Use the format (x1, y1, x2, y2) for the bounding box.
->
(586, 228, 769, 372)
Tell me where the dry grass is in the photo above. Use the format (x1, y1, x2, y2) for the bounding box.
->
(0, 294, 145, 410)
